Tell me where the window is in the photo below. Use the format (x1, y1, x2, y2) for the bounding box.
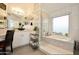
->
(52, 15, 69, 36)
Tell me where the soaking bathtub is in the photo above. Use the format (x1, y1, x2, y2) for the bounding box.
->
(42, 35, 74, 53)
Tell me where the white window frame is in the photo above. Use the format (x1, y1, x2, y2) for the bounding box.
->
(52, 15, 69, 36)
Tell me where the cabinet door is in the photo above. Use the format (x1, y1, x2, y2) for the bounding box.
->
(13, 31, 30, 48)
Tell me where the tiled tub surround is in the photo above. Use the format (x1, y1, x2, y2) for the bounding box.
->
(40, 35, 74, 55)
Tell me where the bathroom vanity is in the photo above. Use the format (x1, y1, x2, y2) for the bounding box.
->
(13, 30, 30, 48)
(0, 29, 32, 48)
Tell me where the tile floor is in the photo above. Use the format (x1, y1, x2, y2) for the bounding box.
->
(13, 45, 45, 55)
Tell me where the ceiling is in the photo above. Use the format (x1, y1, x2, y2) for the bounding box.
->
(6, 3, 39, 16)
(41, 3, 79, 14)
